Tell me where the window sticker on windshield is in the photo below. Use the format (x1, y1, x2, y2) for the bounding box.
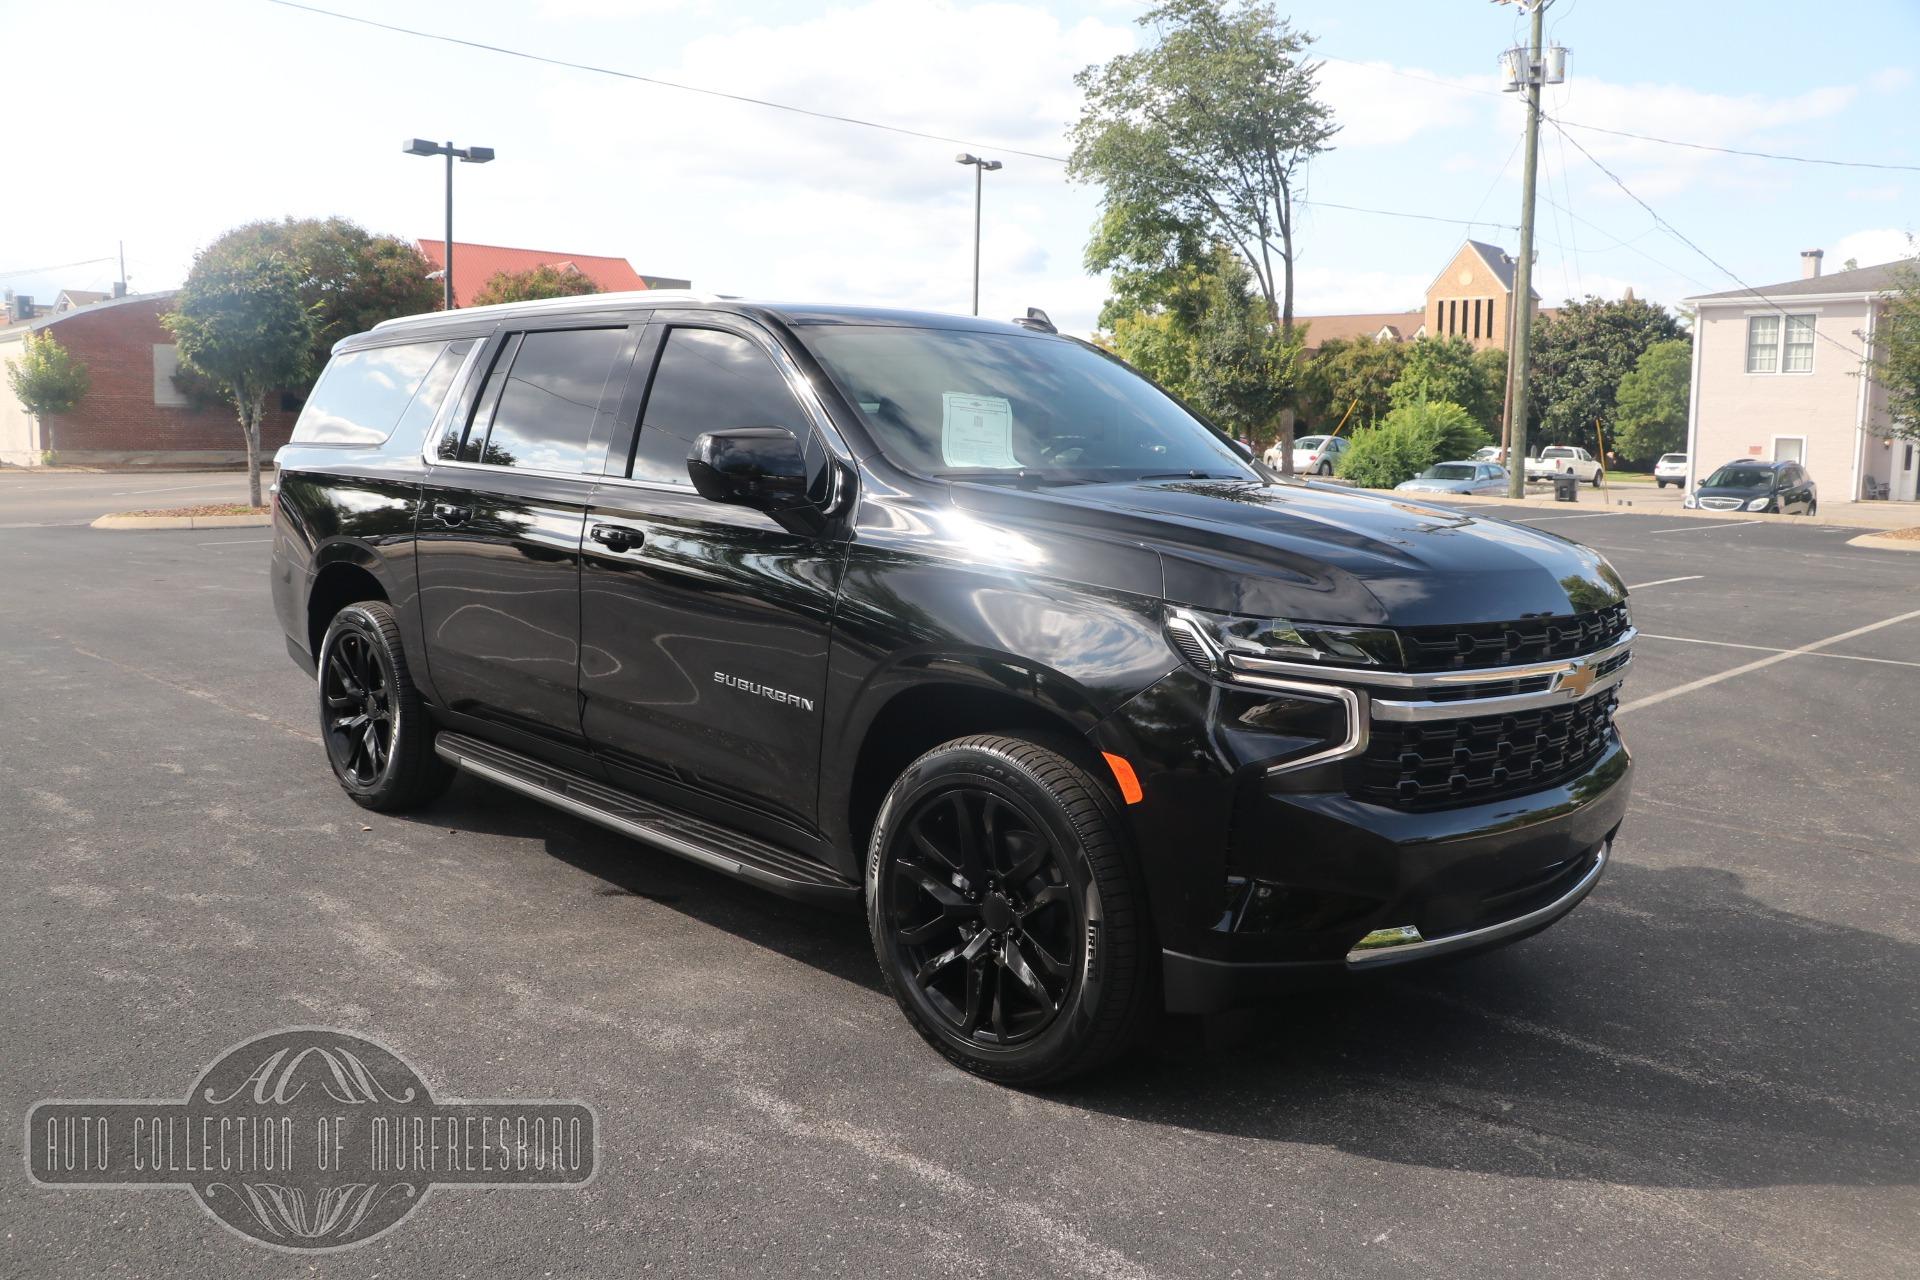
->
(941, 392, 1019, 469)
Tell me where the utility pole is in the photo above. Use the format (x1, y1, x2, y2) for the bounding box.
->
(404, 139, 496, 310)
(1495, 0, 1562, 498)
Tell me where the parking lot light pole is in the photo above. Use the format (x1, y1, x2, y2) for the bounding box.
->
(404, 139, 496, 310)
(954, 153, 1002, 316)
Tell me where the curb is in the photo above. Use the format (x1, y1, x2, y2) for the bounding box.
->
(1845, 532, 1920, 553)
(90, 513, 271, 531)
(1404, 489, 1914, 532)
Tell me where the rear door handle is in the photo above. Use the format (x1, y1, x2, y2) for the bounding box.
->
(590, 523, 642, 553)
(433, 503, 472, 526)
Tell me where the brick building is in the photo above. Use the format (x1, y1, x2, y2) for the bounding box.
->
(0, 291, 296, 468)
(1298, 240, 1555, 353)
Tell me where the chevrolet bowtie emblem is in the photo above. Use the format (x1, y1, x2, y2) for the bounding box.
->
(1559, 657, 1598, 699)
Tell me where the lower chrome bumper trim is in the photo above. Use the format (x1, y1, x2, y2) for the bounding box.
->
(1344, 840, 1609, 968)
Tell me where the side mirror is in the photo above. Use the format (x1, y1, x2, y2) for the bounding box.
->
(687, 427, 809, 511)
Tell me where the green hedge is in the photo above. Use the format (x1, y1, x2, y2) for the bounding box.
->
(1335, 400, 1490, 489)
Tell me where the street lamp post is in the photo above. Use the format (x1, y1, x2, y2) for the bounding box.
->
(954, 153, 1002, 316)
(404, 139, 496, 310)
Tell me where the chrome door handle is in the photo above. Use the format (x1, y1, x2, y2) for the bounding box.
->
(590, 523, 642, 552)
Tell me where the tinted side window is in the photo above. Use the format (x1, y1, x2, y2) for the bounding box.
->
(292, 341, 448, 445)
(476, 328, 627, 472)
(630, 327, 811, 487)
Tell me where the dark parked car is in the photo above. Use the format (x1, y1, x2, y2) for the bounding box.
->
(1684, 459, 1818, 514)
(271, 293, 1633, 1083)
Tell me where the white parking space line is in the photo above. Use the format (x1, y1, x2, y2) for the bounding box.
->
(1620, 607, 1920, 715)
(1639, 632, 1920, 669)
(1625, 575, 1704, 590)
(1646, 520, 1763, 534)
(1520, 513, 1619, 522)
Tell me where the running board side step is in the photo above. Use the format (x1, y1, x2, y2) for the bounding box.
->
(433, 732, 860, 908)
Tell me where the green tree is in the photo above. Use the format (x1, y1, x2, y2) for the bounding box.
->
(1876, 243, 1920, 443)
(164, 250, 313, 508)
(1610, 339, 1693, 464)
(1104, 241, 1301, 449)
(195, 218, 438, 394)
(1335, 399, 1489, 489)
(1389, 336, 1503, 428)
(1071, 0, 1336, 336)
(471, 265, 603, 307)
(1297, 335, 1406, 432)
(1527, 294, 1685, 448)
(4, 332, 90, 419)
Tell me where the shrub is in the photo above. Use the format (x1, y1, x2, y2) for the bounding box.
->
(5, 332, 89, 417)
(1335, 399, 1489, 489)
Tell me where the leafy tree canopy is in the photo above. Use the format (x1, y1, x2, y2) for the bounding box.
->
(1526, 294, 1686, 448)
(5, 332, 90, 417)
(471, 265, 603, 307)
(163, 248, 313, 507)
(1389, 336, 1504, 429)
(1609, 338, 1693, 464)
(196, 218, 438, 392)
(1104, 240, 1301, 449)
(1070, 0, 1336, 332)
(1877, 243, 1920, 443)
(1297, 334, 1406, 431)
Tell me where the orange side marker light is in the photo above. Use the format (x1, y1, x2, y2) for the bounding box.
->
(1101, 752, 1144, 805)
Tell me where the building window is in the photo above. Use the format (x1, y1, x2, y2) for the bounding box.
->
(1746, 313, 1815, 374)
(153, 344, 190, 407)
(1783, 315, 1815, 372)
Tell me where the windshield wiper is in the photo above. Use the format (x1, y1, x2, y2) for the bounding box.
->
(1137, 470, 1254, 482)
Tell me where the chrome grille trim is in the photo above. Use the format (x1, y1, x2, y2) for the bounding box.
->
(1227, 629, 1635, 694)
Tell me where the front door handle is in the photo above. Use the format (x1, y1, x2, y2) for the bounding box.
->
(590, 523, 642, 553)
(433, 503, 472, 526)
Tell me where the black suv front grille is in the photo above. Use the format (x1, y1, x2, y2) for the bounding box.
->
(1349, 690, 1620, 809)
(1396, 602, 1630, 672)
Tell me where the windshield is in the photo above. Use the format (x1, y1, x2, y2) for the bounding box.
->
(802, 326, 1259, 483)
(1420, 464, 1476, 480)
(1702, 466, 1775, 489)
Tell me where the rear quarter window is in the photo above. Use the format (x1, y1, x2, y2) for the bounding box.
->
(291, 340, 465, 447)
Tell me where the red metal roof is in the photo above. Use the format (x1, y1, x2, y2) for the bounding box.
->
(416, 241, 650, 306)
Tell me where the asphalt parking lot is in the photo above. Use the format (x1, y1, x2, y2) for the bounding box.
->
(2, 489, 1916, 1277)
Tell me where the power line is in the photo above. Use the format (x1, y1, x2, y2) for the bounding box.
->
(1547, 119, 1873, 361)
(0, 256, 117, 281)
(262, 0, 1075, 164)
(1552, 117, 1920, 174)
(1298, 199, 1516, 231)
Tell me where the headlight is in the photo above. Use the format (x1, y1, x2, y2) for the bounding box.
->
(1165, 607, 1402, 675)
(1745, 496, 1772, 511)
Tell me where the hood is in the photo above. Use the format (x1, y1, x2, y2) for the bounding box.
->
(1395, 478, 1474, 493)
(952, 478, 1627, 628)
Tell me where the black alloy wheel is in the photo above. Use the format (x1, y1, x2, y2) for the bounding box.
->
(316, 602, 452, 811)
(323, 628, 393, 786)
(868, 735, 1153, 1084)
(885, 787, 1082, 1047)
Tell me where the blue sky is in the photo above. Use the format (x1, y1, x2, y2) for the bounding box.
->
(1, 0, 1914, 335)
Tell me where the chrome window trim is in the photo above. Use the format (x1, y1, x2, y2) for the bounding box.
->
(415, 338, 488, 469)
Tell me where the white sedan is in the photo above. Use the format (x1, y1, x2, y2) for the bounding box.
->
(1265, 434, 1348, 475)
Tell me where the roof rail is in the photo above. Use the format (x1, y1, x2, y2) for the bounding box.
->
(371, 288, 735, 332)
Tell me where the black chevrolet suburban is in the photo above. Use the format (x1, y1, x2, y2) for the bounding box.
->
(271, 292, 1632, 1083)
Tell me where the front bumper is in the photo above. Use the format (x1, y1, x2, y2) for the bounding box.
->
(1157, 737, 1629, 1013)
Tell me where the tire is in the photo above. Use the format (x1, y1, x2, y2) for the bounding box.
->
(1318, 461, 1332, 476)
(1590, 471, 1602, 487)
(867, 734, 1154, 1085)
(1806, 500, 1818, 517)
(316, 601, 452, 812)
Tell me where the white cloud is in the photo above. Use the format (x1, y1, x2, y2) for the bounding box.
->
(1292, 267, 1428, 316)
(1828, 228, 1915, 271)
(1869, 67, 1915, 94)
(1312, 59, 1500, 148)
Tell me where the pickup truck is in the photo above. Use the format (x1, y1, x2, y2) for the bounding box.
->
(1526, 446, 1604, 486)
